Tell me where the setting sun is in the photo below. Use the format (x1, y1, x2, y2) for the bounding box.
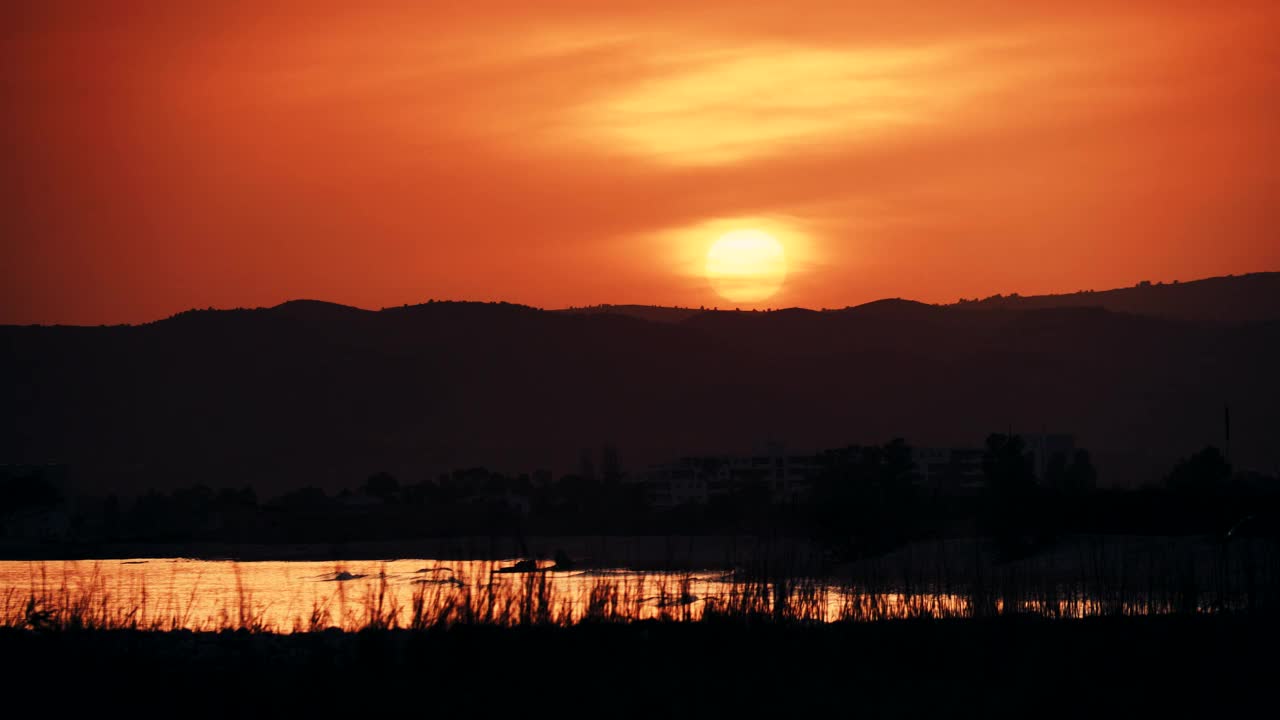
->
(705, 229, 788, 304)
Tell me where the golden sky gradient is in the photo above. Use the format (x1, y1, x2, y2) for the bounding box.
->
(2, 1, 1278, 323)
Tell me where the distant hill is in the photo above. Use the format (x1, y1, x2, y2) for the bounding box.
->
(555, 304, 705, 324)
(950, 272, 1280, 325)
(3, 276, 1278, 496)
(555, 273, 1280, 327)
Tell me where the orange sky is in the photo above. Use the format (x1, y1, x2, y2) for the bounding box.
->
(3, 1, 1278, 325)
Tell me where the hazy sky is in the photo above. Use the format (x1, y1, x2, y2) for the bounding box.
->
(3, 1, 1278, 324)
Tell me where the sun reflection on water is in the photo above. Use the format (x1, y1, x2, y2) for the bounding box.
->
(0, 557, 1238, 632)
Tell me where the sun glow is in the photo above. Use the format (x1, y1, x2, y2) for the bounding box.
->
(705, 229, 788, 303)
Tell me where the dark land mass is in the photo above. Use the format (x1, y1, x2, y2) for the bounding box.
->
(950, 271, 1280, 325)
(3, 272, 1278, 497)
(3, 615, 1276, 716)
(559, 272, 1280, 326)
(7, 484, 1280, 559)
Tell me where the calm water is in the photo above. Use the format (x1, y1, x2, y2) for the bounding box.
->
(1, 558, 971, 629)
(4, 541, 1260, 630)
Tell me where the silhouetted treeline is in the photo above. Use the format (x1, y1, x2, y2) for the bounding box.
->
(4, 437, 1277, 553)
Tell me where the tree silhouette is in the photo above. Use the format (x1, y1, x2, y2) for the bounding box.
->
(982, 434, 1035, 495)
(1045, 449, 1097, 494)
(982, 433, 1042, 558)
(811, 438, 918, 556)
(1064, 449, 1097, 493)
(362, 472, 400, 503)
(0, 470, 63, 516)
(1166, 446, 1232, 493)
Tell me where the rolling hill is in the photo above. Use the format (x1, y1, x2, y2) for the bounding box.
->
(2, 275, 1277, 496)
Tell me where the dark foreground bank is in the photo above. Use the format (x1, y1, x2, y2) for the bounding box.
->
(3, 615, 1276, 716)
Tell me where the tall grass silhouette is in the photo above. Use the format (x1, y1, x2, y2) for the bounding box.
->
(3, 536, 1278, 632)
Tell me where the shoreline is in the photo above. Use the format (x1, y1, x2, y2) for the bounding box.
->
(0, 534, 821, 569)
(4, 615, 1276, 713)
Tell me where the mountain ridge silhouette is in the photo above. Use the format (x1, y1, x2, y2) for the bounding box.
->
(3, 272, 1277, 495)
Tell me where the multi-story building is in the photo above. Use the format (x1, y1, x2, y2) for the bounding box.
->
(911, 447, 986, 495)
(1021, 432, 1078, 481)
(640, 445, 824, 508)
(641, 433, 1078, 506)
